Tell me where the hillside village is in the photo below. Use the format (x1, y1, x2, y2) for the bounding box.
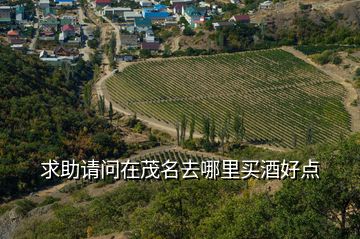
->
(0, 0, 292, 65)
(0, 0, 358, 65)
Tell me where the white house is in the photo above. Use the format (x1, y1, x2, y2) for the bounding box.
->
(170, 0, 193, 4)
(102, 6, 132, 17)
(140, 0, 152, 7)
(259, 0, 273, 10)
(144, 29, 155, 43)
(123, 11, 143, 22)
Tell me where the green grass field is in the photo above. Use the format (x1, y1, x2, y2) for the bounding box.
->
(106, 49, 351, 148)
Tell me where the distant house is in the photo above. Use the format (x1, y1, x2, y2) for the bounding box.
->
(55, 0, 76, 6)
(170, 0, 193, 4)
(144, 29, 155, 42)
(40, 16, 59, 31)
(171, 3, 187, 15)
(117, 54, 134, 62)
(259, 0, 273, 10)
(54, 46, 79, 56)
(102, 6, 132, 17)
(39, 15, 58, 40)
(39, 50, 77, 64)
(229, 14, 250, 24)
(142, 5, 170, 21)
(212, 21, 234, 30)
(134, 17, 152, 32)
(15, 5, 25, 23)
(61, 24, 75, 37)
(0, 6, 11, 24)
(7, 30, 25, 44)
(11, 44, 25, 51)
(120, 34, 138, 49)
(39, 0, 50, 9)
(141, 42, 160, 51)
(95, 0, 111, 8)
(139, 0, 152, 7)
(123, 11, 143, 22)
(183, 5, 206, 28)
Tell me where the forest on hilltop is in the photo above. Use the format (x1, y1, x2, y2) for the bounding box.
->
(0, 46, 127, 200)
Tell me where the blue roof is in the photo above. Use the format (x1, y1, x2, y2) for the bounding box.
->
(55, 0, 75, 2)
(16, 5, 25, 14)
(185, 6, 206, 17)
(153, 4, 167, 11)
(142, 8, 170, 19)
(135, 17, 152, 27)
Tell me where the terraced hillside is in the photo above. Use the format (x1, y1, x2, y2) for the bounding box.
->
(106, 49, 351, 148)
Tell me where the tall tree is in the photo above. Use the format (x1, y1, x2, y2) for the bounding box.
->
(83, 83, 92, 109)
(218, 126, 226, 155)
(189, 114, 195, 140)
(175, 122, 180, 146)
(98, 95, 106, 116)
(210, 117, 216, 144)
(306, 126, 313, 145)
(202, 116, 210, 143)
(180, 114, 187, 144)
(108, 101, 114, 122)
(234, 107, 245, 143)
(224, 111, 231, 142)
(292, 133, 298, 148)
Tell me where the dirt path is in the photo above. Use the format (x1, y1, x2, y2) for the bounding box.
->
(282, 46, 360, 133)
(101, 15, 121, 55)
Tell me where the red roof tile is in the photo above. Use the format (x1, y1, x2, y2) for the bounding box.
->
(62, 24, 75, 32)
(7, 30, 19, 36)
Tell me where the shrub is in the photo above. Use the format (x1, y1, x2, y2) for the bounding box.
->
(355, 67, 360, 77)
(183, 139, 198, 150)
(87, 39, 99, 49)
(332, 55, 342, 65)
(71, 189, 92, 203)
(183, 26, 195, 36)
(312, 50, 333, 65)
(133, 121, 145, 133)
(38, 196, 61, 207)
(15, 199, 37, 216)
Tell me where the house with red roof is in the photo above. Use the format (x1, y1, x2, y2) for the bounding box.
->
(62, 24, 75, 32)
(229, 15, 250, 24)
(7, 30, 25, 44)
(7, 30, 19, 37)
(95, 0, 111, 8)
(61, 24, 75, 40)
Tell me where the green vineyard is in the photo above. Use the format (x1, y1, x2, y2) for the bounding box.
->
(106, 49, 351, 148)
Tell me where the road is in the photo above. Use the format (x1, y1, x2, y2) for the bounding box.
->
(29, 7, 40, 51)
(78, 7, 95, 61)
(101, 15, 121, 55)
